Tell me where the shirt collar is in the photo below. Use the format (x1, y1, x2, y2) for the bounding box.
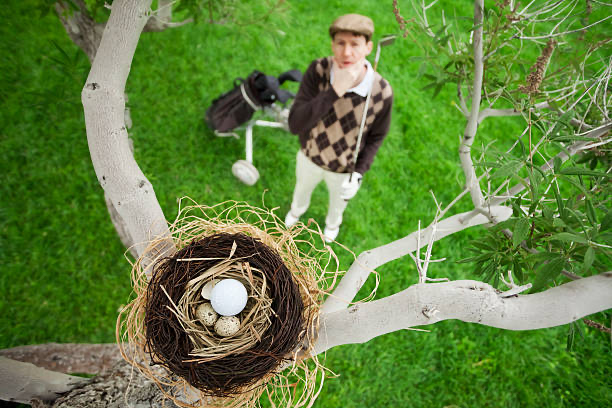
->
(329, 59, 374, 97)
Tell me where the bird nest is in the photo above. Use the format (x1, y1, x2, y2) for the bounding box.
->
(117, 199, 348, 408)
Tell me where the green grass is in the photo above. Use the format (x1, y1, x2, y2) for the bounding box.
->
(0, 1, 610, 407)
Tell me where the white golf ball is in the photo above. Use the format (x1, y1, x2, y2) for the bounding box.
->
(210, 279, 248, 316)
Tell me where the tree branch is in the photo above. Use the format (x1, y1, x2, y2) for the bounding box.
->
(489, 123, 612, 206)
(144, 0, 193, 32)
(54, 0, 104, 63)
(0, 343, 121, 375)
(82, 0, 174, 261)
(459, 0, 485, 208)
(321, 206, 512, 314)
(0, 357, 88, 404)
(313, 272, 612, 356)
(514, 14, 612, 40)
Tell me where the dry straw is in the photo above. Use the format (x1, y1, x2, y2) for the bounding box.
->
(117, 198, 352, 408)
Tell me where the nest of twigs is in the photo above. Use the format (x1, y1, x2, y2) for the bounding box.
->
(145, 232, 306, 396)
(117, 199, 348, 408)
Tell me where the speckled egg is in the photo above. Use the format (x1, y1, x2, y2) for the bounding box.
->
(195, 303, 218, 327)
(214, 316, 241, 337)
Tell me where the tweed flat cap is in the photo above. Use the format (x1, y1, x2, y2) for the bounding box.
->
(329, 14, 374, 39)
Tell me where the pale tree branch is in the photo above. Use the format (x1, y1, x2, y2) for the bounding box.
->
(0, 357, 88, 404)
(82, 0, 174, 261)
(320, 206, 512, 314)
(488, 123, 612, 206)
(313, 272, 612, 356)
(478, 101, 549, 123)
(54, 0, 104, 63)
(143, 0, 194, 32)
(459, 0, 485, 209)
(0, 343, 121, 375)
(514, 14, 612, 40)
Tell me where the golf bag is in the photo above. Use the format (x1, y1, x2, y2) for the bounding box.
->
(205, 69, 302, 133)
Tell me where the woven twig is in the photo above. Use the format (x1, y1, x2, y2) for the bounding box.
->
(117, 199, 347, 408)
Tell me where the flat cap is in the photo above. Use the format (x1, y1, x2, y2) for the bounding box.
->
(329, 14, 374, 39)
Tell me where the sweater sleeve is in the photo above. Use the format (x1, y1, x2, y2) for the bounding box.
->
(355, 90, 393, 175)
(288, 59, 339, 137)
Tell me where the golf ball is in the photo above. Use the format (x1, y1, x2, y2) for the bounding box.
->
(210, 279, 248, 316)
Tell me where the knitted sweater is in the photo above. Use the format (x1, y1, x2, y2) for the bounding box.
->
(288, 57, 393, 174)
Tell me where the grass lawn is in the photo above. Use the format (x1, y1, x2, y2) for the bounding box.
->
(0, 0, 610, 407)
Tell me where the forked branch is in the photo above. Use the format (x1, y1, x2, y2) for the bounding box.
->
(314, 272, 612, 356)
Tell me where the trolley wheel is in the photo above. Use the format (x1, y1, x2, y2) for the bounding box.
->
(232, 160, 260, 186)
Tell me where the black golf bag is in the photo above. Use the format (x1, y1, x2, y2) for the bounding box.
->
(205, 69, 302, 133)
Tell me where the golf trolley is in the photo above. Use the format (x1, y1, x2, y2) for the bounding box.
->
(205, 70, 302, 186)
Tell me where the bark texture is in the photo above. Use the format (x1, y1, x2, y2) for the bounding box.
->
(314, 272, 612, 355)
(459, 0, 485, 208)
(54, 0, 104, 63)
(0, 357, 88, 404)
(322, 206, 513, 313)
(81, 0, 174, 260)
(0, 343, 121, 375)
(46, 360, 178, 408)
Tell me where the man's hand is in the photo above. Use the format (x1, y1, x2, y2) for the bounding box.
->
(341, 172, 362, 200)
(331, 60, 362, 97)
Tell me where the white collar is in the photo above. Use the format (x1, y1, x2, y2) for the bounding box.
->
(329, 59, 374, 97)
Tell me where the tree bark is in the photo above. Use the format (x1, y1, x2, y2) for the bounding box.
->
(81, 0, 174, 261)
(46, 359, 177, 408)
(0, 357, 88, 405)
(313, 272, 612, 356)
(0, 343, 121, 375)
(459, 0, 486, 208)
(54, 0, 104, 63)
(321, 206, 513, 313)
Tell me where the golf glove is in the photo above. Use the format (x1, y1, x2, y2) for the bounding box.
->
(341, 172, 362, 200)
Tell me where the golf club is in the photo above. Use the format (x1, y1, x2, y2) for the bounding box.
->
(350, 34, 397, 182)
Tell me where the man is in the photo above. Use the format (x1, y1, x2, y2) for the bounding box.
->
(285, 13, 393, 242)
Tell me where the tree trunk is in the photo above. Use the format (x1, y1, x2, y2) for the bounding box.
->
(81, 0, 174, 261)
(43, 360, 177, 408)
(0, 343, 121, 375)
(54, 0, 104, 63)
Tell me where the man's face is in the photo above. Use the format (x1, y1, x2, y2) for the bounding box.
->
(331, 31, 373, 69)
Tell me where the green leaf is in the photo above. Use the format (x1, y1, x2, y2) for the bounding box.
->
(599, 210, 612, 232)
(560, 167, 612, 178)
(553, 157, 562, 173)
(549, 232, 588, 244)
(552, 218, 567, 228)
(421, 82, 437, 91)
(553, 182, 564, 217)
(513, 218, 530, 247)
(567, 322, 575, 351)
(456, 253, 492, 264)
(585, 199, 597, 226)
(542, 206, 554, 221)
(471, 240, 497, 251)
(493, 160, 523, 180)
(432, 82, 445, 99)
(513, 260, 524, 284)
(532, 257, 566, 292)
(560, 176, 590, 196)
(525, 251, 560, 263)
(583, 247, 595, 273)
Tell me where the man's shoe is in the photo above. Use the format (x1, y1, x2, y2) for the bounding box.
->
(323, 225, 339, 243)
(285, 211, 300, 227)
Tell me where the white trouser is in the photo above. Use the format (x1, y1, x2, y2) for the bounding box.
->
(289, 150, 350, 229)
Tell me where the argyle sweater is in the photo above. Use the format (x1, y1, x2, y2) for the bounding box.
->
(288, 57, 393, 174)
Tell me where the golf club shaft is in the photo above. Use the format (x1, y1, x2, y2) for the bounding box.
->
(350, 43, 382, 181)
